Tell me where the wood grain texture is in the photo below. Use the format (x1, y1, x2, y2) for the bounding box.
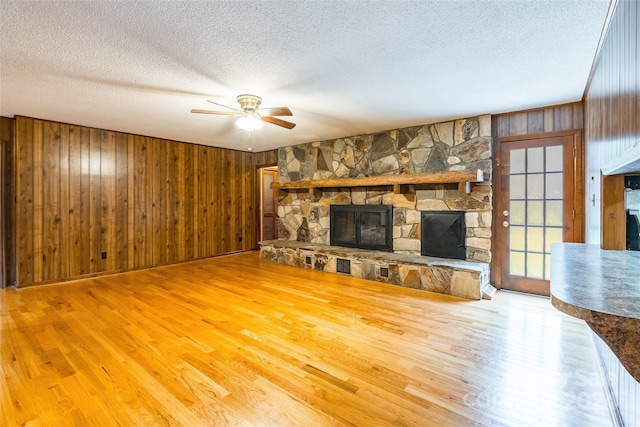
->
(32, 119, 43, 282)
(114, 132, 128, 271)
(16, 118, 34, 285)
(68, 126, 83, 277)
(10, 116, 278, 287)
(494, 102, 583, 139)
(585, 0, 638, 151)
(584, 0, 639, 247)
(254, 149, 278, 167)
(601, 174, 626, 249)
(272, 170, 484, 190)
(0, 252, 612, 426)
(1, 117, 15, 287)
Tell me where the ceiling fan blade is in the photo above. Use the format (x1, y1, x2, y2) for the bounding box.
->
(261, 116, 296, 129)
(207, 99, 241, 112)
(191, 109, 237, 116)
(258, 106, 292, 117)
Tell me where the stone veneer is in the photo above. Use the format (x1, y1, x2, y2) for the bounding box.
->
(276, 115, 492, 262)
(262, 115, 493, 299)
(259, 240, 489, 300)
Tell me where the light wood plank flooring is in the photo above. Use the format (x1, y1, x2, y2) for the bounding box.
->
(1, 252, 611, 426)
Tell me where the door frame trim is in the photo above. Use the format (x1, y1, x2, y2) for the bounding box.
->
(255, 163, 278, 249)
(491, 129, 585, 289)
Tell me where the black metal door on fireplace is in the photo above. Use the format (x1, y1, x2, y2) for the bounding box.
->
(421, 210, 466, 260)
(330, 205, 393, 252)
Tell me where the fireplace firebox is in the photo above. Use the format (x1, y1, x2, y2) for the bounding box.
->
(421, 211, 466, 259)
(330, 205, 393, 252)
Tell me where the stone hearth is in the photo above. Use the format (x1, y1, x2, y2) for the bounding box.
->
(259, 240, 489, 300)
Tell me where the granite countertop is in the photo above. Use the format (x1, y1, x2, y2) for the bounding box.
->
(550, 243, 640, 320)
(550, 242, 640, 382)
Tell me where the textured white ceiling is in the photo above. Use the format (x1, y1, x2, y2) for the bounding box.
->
(0, 1, 610, 152)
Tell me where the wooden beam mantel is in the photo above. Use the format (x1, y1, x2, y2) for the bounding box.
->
(271, 169, 484, 192)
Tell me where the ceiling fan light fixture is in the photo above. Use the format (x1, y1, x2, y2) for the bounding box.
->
(236, 113, 263, 131)
(192, 93, 295, 130)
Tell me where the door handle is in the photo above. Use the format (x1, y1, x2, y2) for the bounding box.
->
(502, 221, 509, 228)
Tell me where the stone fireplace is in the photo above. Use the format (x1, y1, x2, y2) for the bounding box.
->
(259, 114, 493, 300)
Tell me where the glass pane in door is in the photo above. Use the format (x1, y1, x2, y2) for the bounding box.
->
(508, 146, 564, 279)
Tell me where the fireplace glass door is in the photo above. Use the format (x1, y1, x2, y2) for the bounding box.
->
(330, 205, 393, 251)
(332, 210, 357, 246)
(360, 211, 388, 246)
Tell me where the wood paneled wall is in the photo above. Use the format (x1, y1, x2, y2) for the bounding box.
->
(583, 2, 640, 423)
(1, 117, 16, 287)
(584, 0, 639, 245)
(585, 0, 638, 155)
(493, 102, 583, 139)
(10, 116, 277, 287)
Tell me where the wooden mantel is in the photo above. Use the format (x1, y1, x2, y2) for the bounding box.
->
(271, 169, 484, 194)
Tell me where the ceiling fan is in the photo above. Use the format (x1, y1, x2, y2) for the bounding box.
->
(191, 94, 296, 131)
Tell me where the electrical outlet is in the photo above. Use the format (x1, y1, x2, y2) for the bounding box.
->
(101, 252, 107, 260)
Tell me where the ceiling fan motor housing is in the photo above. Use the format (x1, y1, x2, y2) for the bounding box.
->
(236, 94, 262, 113)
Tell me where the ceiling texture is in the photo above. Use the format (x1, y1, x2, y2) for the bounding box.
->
(1, 1, 610, 152)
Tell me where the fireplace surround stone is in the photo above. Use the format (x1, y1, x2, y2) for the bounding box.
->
(259, 240, 488, 300)
(267, 114, 493, 298)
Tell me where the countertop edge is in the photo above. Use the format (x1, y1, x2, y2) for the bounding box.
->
(550, 244, 640, 383)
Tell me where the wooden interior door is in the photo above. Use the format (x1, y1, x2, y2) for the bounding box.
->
(260, 168, 278, 241)
(495, 132, 583, 296)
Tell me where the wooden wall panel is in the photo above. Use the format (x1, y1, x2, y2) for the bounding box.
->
(10, 115, 278, 287)
(583, 3, 639, 425)
(166, 141, 182, 263)
(59, 124, 70, 279)
(195, 145, 206, 258)
(88, 128, 101, 274)
(584, 0, 639, 245)
(1, 117, 15, 287)
(42, 120, 61, 280)
(254, 149, 278, 167)
(114, 132, 128, 271)
(183, 143, 195, 260)
(79, 126, 91, 276)
(32, 119, 43, 282)
(100, 130, 116, 273)
(17, 118, 34, 285)
(212, 148, 218, 252)
(68, 126, 83, 277)
(494, 102, 583, 139)
(133, 135, 149, 269)
(151, 138, 165, 267)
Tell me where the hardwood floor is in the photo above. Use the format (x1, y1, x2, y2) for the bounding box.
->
(1, 252, 611, 426)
